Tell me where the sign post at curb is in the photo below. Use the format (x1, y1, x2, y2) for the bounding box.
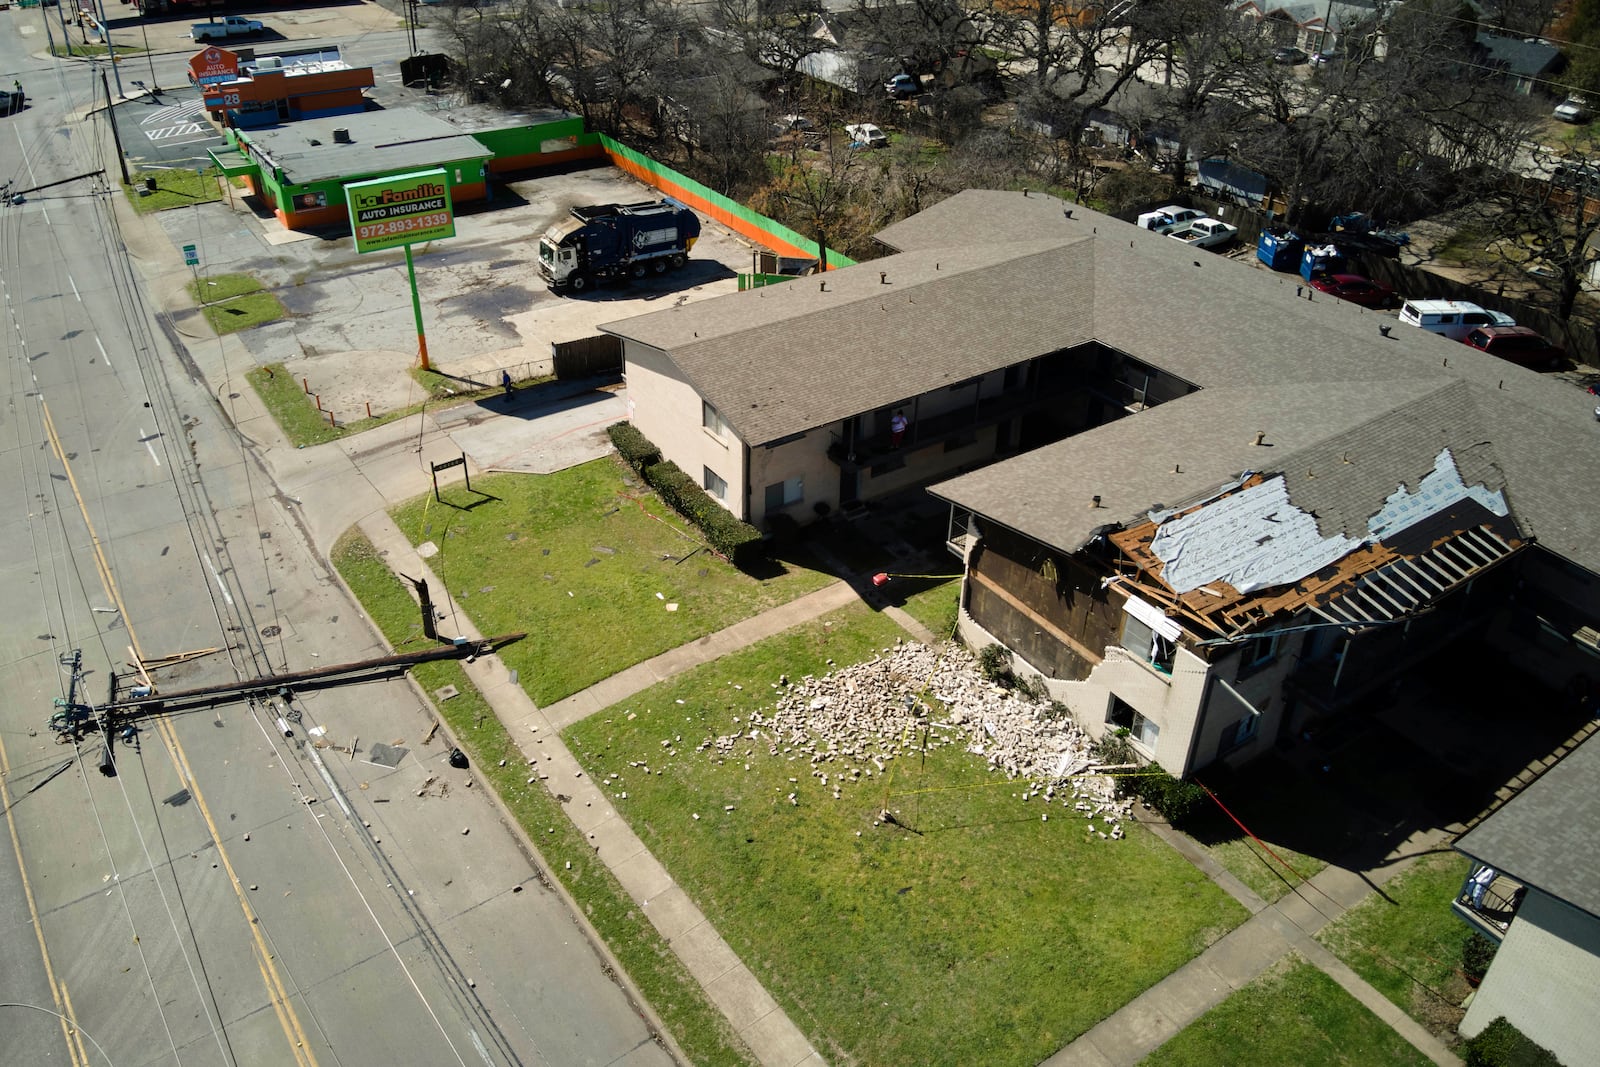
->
(344, 168, 455, 372)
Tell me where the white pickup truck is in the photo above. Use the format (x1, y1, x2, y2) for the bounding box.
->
(1168, 217, 1238, 249)
(191, 15, 264, 41)
(1137, 205, 1204, 234)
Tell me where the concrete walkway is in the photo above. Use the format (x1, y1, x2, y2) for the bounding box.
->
(1048, 820, 1461, 1067)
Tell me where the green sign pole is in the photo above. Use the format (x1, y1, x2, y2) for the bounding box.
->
(344, 168, 455, 374)
(405, 244, 430, 372)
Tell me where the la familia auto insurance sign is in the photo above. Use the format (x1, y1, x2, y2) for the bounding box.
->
(344, 169, 455, 254)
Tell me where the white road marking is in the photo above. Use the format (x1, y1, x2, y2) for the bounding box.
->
(203, 552, 234, 606)
(69, 274, 80, 301)
(96, 335, 112, 370)
(145, 122, 207, 142)
(140, 427, 161, 466)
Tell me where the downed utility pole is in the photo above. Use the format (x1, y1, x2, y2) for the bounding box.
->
(49, 633, 525, 746)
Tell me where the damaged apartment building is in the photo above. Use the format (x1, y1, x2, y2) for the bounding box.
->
(603, 189, 1600, 779)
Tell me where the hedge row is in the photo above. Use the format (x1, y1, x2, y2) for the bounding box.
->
(1463, 1017, 1562, 1067)
(607, 422, 764, 568)
(609, 421, 660, 472)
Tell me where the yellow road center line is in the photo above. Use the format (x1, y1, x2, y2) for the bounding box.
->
(40, 398, 319, 1067)
(0, 734, 86, 1067)
(60, 981, 91, 1067)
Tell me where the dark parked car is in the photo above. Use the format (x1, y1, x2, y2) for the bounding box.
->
(1308, 272, 1395, 308)
(1462, 326, 1565, 369)
(1273, 46, 1309, 65)
(0, 88, 23, 116)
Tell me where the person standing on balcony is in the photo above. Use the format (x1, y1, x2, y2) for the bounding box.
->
(890, 409, 908, 448)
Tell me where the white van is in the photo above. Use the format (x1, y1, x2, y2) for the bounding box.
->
(844, 123, 888, 149)
(1397, 299, 1515, 342)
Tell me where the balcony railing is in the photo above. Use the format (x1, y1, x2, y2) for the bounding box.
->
(827, 390, 1043, 472)
(1450, 866, 1525, 943)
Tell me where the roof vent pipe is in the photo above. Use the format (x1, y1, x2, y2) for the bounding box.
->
(1090, 495, 1102, 509)
(880, 271, 887, 284)
(333, 128, 351, 144)
(1252, 431, 1266, 446)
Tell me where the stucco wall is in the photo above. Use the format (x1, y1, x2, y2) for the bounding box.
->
(746, 431, 838, 527)
(1460, 889, 1600, 1064)
(623, 341, 748, 517)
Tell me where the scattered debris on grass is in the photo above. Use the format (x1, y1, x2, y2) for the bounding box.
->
(682, 641, 1133, 836)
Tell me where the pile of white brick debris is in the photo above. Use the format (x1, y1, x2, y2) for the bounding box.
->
(697, 640, 1133, 838)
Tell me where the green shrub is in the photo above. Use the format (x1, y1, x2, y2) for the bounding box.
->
(607, 421, 660, 472)
(636, 459, 766, 570)
(976, 643, 1015, 686)
(1462, 932, 1498, 984)
(1089, 733, 1205, 828)
(1463, 1016, 1563, 1067)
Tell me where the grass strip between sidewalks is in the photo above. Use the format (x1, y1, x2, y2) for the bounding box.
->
(1140, 956, 1434, 1066)
(332, 528, 757, 1067)
(124, 167, 222, 213)
(1317, 851, 1478, 1035)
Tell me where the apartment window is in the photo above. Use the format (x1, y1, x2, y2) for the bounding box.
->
(1121, 601, 1176, 675)
(764, 477, 803, 512)
(1107, 697, 1160, 751)
(702, 401, 728, 437)
(1238, 632, 1282, 678)
(1217, 713, 1260, 758)
(702, 466, 727, 501)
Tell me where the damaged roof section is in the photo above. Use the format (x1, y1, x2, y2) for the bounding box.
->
(1110, 444, 1526, 638)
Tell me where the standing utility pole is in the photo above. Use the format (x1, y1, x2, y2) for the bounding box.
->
(102, 69, 130, 186)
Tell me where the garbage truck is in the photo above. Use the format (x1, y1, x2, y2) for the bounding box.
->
(537, 199, 701, 292)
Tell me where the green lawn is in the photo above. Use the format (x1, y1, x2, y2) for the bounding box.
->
(1317, 851, 1478, 1030)
(188, 274, 284, 334)
(387, 459, 837, 706)
(1142, 956, 1432, 1066)
(566, 608, 1247, 1067)
(124, 167, 222, 213)
(1183, 758, 1336, 902)
(892, 575, 962, 638)
(331, 530, 756, 1067)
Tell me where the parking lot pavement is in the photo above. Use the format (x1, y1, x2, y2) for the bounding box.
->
(160, 164, 754, 423)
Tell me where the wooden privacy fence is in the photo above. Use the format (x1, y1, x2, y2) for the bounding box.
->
(552, 335, 623, 379)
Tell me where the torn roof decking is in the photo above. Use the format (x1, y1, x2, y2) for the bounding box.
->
(1109, 488, 1527, 638)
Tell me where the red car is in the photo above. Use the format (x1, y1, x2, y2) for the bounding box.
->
(1308, 273, 1396, 308)
(1461, 326, 1566, 370)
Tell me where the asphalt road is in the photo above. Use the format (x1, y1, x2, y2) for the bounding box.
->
(0, 10, 678, 1067)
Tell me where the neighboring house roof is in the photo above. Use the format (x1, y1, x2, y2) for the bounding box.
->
(599, 240, 1095, 446)
(1455, 734, 1600, 919)
(1237, 0, 1379, 31)
(1476, 33, 1561, 79)
(241, 111, 491, 185)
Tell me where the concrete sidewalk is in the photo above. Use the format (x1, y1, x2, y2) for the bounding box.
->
(1047, 822, 1461, 1067)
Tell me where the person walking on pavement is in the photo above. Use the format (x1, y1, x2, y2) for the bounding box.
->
(501, 369, 513, 401)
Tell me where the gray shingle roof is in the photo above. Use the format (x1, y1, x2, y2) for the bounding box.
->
(907, 191, 1600, 571)
(243, 111, 492, 185)
(604, 186, 1600, 573)
(600, 241, 1094, 447)
(1477, 33, 1561, 78)
(1455, 735, 1600, 919)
